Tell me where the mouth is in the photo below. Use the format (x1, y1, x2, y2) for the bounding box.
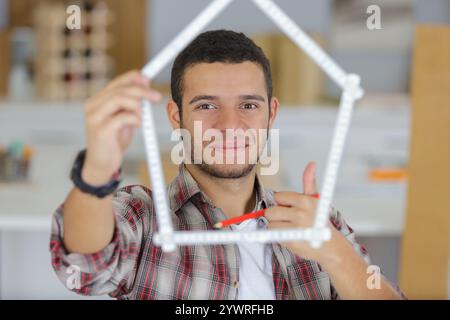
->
(210, 144, 249, 151)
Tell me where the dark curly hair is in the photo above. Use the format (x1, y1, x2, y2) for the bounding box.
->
(170, 29, 273, 116)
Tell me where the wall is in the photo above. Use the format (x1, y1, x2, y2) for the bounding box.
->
(146, 0, 333, 83)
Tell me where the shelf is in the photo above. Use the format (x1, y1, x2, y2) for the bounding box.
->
(0, 100, 411, 235)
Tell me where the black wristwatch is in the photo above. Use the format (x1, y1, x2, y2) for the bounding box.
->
(70, 149, 122, 198)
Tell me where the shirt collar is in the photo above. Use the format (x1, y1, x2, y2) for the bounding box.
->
(167, 164, 202, 213)
(167, 165, 274, 215)
(254, 171, 272, 210)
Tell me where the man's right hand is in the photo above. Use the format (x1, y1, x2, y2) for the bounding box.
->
(82, 70, 162, 185)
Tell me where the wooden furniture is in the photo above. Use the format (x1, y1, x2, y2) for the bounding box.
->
(252, 33, 325, 106)
(399, 25, 450, 299)
(104, 0, 147, 74)
(34, 1, 114, 100)
(0, 29, 9, 97)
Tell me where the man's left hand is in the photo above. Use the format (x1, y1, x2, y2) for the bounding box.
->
(265, 161, 346, 266)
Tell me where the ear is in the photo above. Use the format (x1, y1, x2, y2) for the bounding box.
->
(166, 100, 181, 130)
(268, 96, 279, 129)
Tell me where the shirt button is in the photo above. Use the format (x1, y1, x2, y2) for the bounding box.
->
(233, 280, 239, 289)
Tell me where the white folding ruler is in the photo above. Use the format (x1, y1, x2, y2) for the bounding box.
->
(140, 0, 364, 252)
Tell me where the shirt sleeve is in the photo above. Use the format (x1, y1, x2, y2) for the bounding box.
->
(328, 206, 407, 300)
(49, 185, 153, 298)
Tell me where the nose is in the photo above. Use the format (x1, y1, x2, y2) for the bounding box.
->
(215, 108, 242, 131)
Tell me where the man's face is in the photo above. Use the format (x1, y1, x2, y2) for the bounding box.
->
(170, 61, 278, 179)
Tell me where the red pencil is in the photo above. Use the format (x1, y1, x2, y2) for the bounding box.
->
(213, 209, 266, 229)
(213, 193, 320, 229)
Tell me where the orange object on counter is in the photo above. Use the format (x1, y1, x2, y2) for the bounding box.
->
(369, 168, 408, 182)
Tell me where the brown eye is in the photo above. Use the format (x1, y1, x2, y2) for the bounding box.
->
(242, 103, 257, 110)
(198, 103, 216, 110)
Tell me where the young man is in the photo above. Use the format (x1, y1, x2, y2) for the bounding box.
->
(50, 30, 403, 300)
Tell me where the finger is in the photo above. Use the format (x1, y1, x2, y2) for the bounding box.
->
(119, 85, 162, 102)
(87, 84, 162, 117)
(302, 161, 318, 196)
(86, 71, 150, 108)
(273, 191, 315, 209)
(104, 70, 148, 91)
(264, 206, 302, 223)
(88, 94, 142, 126)
(267, 221, 293, 230)
(102, 112, 141, 134)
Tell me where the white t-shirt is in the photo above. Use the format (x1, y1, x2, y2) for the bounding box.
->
(229, 203, 275, 300)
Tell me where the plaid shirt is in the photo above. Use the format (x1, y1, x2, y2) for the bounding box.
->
(50, 165, 378, 300)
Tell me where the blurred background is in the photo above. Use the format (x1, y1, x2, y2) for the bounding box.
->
(0, 0, 449, 299)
